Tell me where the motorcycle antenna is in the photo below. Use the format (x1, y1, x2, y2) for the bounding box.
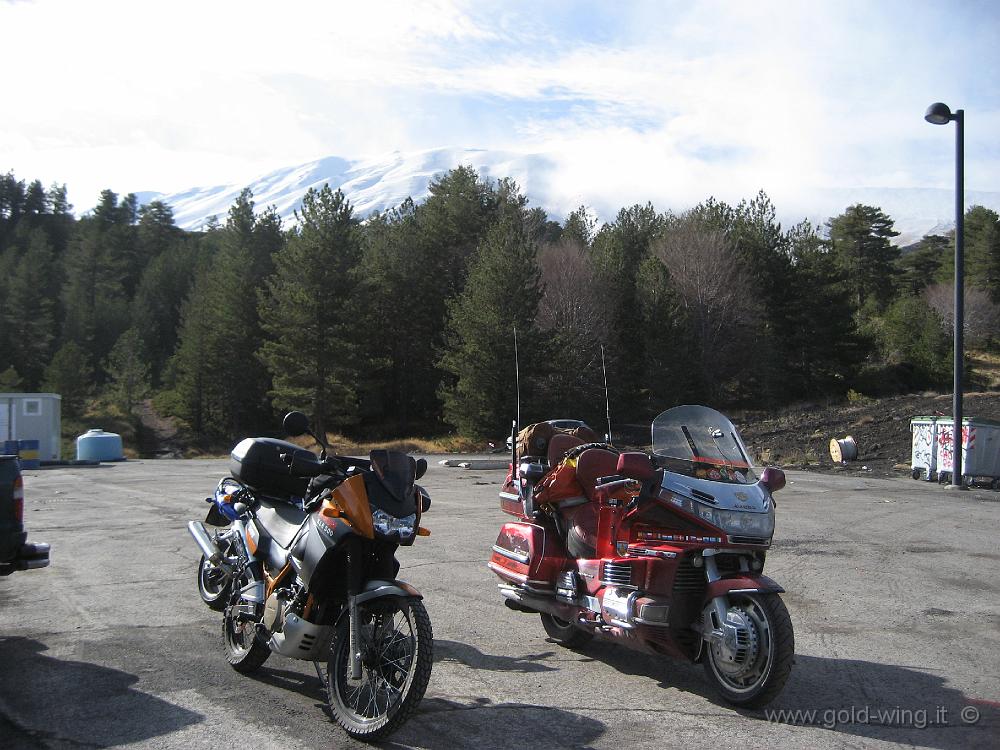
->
(514, 326, 522, 430)
(510, 326, 522, 468)
(601, 345, 613, 444)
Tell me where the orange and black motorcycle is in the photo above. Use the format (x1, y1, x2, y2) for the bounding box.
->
(490, 405, 793, 707)
(188, 411, 433, 741)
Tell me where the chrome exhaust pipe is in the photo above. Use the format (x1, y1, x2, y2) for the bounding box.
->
(188, 521, 223, 564)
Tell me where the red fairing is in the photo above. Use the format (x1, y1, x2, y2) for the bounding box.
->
(488, 522, 568, 591)
(705, 575, 785, 600)
(499, 474, 527, 518)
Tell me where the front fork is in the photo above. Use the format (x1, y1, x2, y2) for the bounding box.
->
(698, 551, 744, 663)
(703, 551, 729, 630)
(346, 538, 364, 680)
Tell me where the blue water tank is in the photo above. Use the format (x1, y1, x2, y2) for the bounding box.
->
(76, 429, 124, 461)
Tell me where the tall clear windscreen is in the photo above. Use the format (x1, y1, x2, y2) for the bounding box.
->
(651, 405, 757, 484)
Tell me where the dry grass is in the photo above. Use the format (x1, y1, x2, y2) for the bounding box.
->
(290, 433, 485, 456)
(970, 349, 1000, 389)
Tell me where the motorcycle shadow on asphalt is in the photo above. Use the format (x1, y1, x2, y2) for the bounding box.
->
(576, 640, 997, 748)
(0, 636, 203, 749)
(433, 639, 559, 672)
(242, 663, 327, 705)
(386, 697, 607, 750)
(759, 653, 998, 748)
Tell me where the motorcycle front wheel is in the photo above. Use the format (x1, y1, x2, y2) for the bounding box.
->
(327, 598, 433, 741)
(702, 592, 794, 708)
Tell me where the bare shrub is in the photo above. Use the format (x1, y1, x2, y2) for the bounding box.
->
(537, 239, 604, 337)
(924, 283, 1000, 347)
(651, 219, 767, 399)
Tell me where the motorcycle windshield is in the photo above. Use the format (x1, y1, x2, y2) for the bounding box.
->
(651, 405, 757, 484)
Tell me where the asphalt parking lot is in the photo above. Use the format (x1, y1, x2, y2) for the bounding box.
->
(1, 458, 998, 749)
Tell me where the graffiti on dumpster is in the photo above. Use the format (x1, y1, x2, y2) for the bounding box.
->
(937, 425, 973, 473)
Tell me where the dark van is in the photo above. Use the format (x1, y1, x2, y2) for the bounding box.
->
(0, 454, 49, 575)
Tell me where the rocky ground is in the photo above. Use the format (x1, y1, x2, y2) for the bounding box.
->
(132, 389, 1000, 487)
(729, 391, 1000, 484)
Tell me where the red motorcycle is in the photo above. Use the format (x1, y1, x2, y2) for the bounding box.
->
(489, 405, 793, 707)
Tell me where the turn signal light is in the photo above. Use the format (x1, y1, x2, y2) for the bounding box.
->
(417, 527, 431, 536)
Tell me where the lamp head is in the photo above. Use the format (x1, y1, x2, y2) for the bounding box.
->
(925, 102, 954, 125)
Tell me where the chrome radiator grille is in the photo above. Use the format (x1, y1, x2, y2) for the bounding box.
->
(601, 562, 633, 586)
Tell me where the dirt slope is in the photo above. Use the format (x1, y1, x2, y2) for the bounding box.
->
(729, 391, 1000, 481)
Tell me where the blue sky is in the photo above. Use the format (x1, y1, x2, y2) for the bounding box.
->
(2, 0, 998, 217)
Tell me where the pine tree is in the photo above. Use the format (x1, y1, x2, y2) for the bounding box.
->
(561, 206, 596, 248)
(104, 328, 150, 415)
(169, 189, 282, 439)
(828, 204, 900, 309)
(43, 341, 93, 417)
(783, 221, 865, 393)
(1, 230, 58, 388)
(258, 186, 361, 439)
(59, 219, 130, 374)
(169, 270, 218, 435)
(895, 234, 951, 296)
(965, 206, 1000, 303)
(357, 199, 443, 434)
(131, 239, 201, 384)
(440, 217, 544, 439)
(590, 203, 666, 417)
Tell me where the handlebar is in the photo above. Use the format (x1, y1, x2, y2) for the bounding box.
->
(281, 451, 372, 478)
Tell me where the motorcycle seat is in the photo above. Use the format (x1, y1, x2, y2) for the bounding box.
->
(575, 448, 621, 501)
(547, 433, 587, 466)
(255, 498, 307, 548)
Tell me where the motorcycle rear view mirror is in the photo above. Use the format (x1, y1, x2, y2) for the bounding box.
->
(760, 466, 786, 493)
(617, 452, 654, 481)
(283, 411, 310, 437)
(415, 458, 427, 480)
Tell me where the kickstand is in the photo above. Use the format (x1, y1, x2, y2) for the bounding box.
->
(312, 661, 329, 700)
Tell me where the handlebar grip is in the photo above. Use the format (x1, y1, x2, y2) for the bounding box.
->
(282, 451, 324, 477)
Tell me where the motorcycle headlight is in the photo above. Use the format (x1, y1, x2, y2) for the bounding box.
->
(695, 504, 775, 538)
(372, 509, 417, 541)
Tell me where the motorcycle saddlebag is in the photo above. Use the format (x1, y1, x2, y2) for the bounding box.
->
(488, 522, 567, 592)
(229, 438, 314, 498)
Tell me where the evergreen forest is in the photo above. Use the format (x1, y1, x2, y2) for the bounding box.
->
(1, 168, 998, 447)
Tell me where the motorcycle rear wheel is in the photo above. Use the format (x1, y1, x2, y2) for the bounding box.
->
(221, 570, 270, 673)
(540, 612, 593, 649)
(702, 592, 794, 708)
(327, 598, 433, 741)
(197, 553, 230, 611)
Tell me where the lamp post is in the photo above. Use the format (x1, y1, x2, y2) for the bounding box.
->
(924, 102, 965, 490)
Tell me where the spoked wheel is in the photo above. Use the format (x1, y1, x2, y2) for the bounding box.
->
(197, 549, 231, 611)
(221, 569, 270, 673)
(540, 612, 593, 649)
(327, 598, 433, 741)
(702, 593, 794, 708)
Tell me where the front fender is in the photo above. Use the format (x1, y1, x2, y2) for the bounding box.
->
(705, 574, 784, 600)
(354, 579, 423, 605)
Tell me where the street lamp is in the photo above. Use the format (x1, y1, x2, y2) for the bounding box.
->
(924, 101, 965, 490)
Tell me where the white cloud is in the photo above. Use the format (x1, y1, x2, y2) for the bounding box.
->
(2, 0, 997, 212)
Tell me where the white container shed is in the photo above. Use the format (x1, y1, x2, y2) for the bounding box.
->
(0, 393, 62, 461)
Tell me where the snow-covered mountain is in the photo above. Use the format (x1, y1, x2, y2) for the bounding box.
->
(137, 146, 1000, 246)
(137, 147, 556, 231)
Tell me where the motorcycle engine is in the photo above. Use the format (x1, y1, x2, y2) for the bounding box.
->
(262, 589, 294, 632)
